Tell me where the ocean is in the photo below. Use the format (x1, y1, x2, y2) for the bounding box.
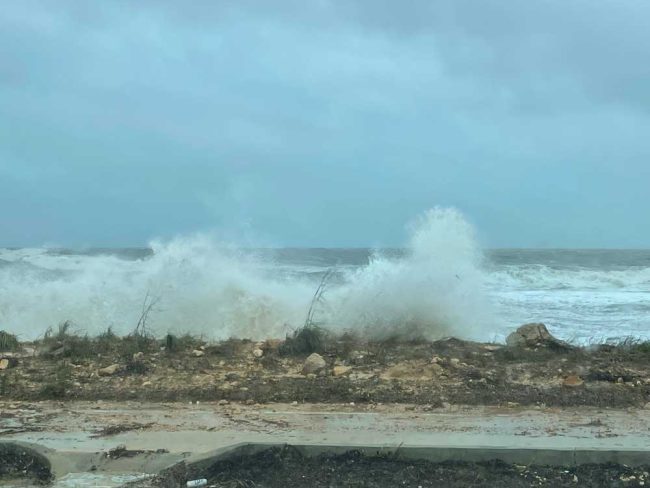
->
(1, 245, 649, 344)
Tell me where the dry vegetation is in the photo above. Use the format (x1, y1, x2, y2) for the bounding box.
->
(2, 324, 650, 408)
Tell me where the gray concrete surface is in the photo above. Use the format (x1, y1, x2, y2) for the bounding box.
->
(2, 401, 650, 486)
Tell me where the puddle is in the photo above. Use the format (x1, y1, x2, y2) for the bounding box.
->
(52, 472, 151, 487)
(3, 473, 150, 488)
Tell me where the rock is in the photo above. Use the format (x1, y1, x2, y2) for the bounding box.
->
(332, 365, 352, 377)
(218, 399, 229, 406)
(302, 353, 326, 375)
(132, 351, 144, 361)
(563, 375, 584, 387)
(98, 364, 120, 376)
(192, 350, 205, 357)
(0, 357, 17, 370)
(506, 323, 573, 350)
(252, 348, 264, 358)
(449, 358, 460, 367)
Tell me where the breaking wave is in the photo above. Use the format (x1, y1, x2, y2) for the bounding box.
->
(488, 265, 650, 291)
(0, 208, 491, 341)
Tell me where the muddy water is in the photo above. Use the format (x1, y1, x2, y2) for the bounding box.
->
(3, 473, 149, 488)
(52, 472, 150, 487)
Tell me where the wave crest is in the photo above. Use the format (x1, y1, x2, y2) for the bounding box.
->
(0, 208, 490, 341)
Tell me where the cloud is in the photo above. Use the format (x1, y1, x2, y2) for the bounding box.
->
(1, 1, 649, 247)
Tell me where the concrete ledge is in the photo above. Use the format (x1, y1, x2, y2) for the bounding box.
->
(184, 442, 650, 471)
(3, 440, 650, 487)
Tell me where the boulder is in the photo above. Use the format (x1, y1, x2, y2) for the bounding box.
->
(302, 353, 326, 375)
(506, 323, 573, 350)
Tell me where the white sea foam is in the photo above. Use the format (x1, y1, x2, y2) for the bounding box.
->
(0, 208, 491, 341)
(487, 264, 650, 292)
(327, 208, 490, 339)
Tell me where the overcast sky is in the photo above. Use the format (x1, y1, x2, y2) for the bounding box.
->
(1, 1, 649, 248)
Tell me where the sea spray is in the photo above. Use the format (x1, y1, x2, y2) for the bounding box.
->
(328, 207, 490, 340)
(0, 239, 312, 340)
(0, 208, 491, 340)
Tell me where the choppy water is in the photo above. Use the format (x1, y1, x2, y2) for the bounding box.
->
(0, 209, 648, 344)
(1, 245, 649, 343)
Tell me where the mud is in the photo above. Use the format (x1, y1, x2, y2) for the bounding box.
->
(139, 446, 650, 488)
(0, 443, 52, 485)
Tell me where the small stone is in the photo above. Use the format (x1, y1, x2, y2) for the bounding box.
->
(98, 364, 120, 376)
(333, 365, 352, 377)
(291, 400, 298, 405)
(431, 356, 441, 364)
(192, 350, 205, 357)
(142, 381, 152, 387)
(563, 375, 584, 387)
(302, 353, 326, 375)
(252, 348, 264, 358)
(218, 399, 229, 406)
(449, 358, 460, 367)
(0, 358, 17, 370)
(617, 377, 624, 384)
(132, 351, 144, 361)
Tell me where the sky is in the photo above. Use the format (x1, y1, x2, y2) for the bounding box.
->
(1, 0, 650, 248)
